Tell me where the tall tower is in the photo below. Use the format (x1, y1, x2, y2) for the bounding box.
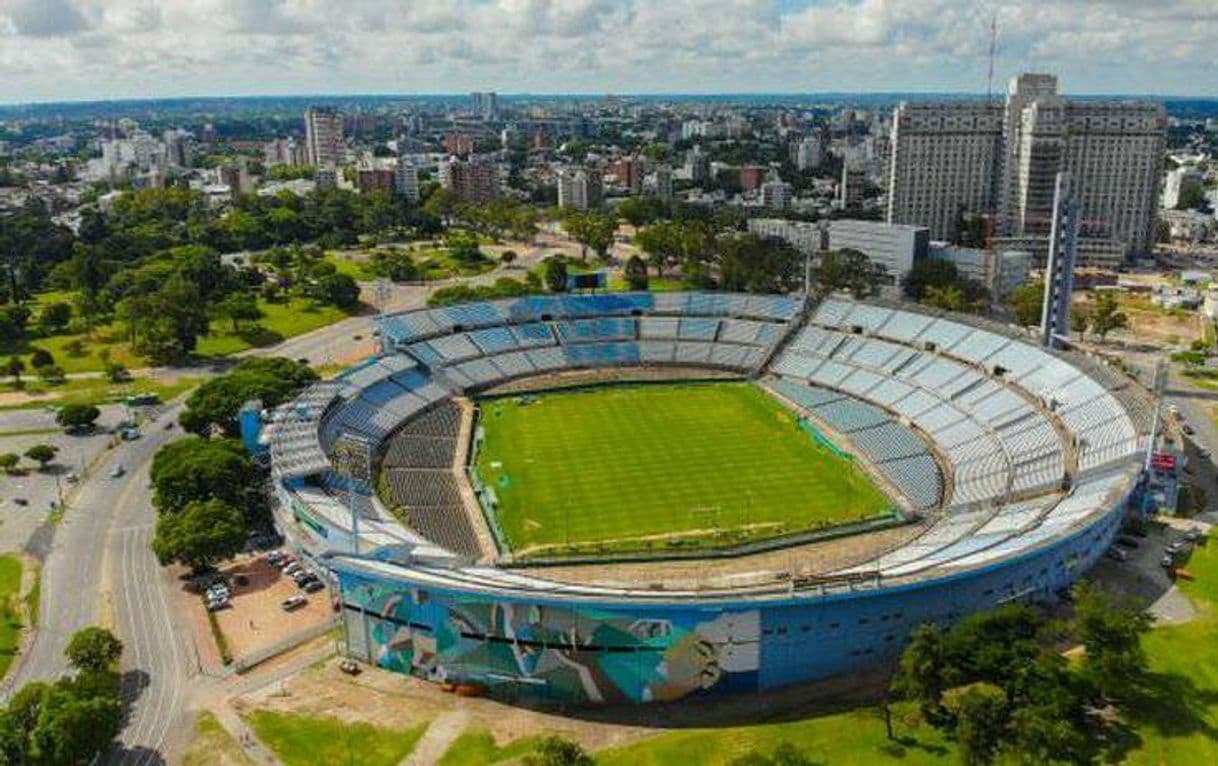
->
(1040, 172, 1079, 349)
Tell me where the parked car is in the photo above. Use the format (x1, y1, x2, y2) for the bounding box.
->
(206, 596, 230, 612)
(11, 498, 28, 507)
(1182, 424, 1196, 436)
(283, 563, 303, 577)
(338, 659, 361, 675)
(1185, 528, 1205, 544)
(1106, 547, 1128, 561)
(109, 465, 126, 479)
(303, 579, 326, 593)
(281, 595, 307, 611)
(1116, 535, 1139, 548)
(1160, 555, 1176, 569)
(1166, 541, 1191, 556)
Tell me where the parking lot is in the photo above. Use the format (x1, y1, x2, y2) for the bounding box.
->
(195, 552, 335, 667)
(1088, 515, 1209, 623)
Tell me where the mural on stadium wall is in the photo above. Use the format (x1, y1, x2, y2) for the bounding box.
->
(339, 573, 761, 703)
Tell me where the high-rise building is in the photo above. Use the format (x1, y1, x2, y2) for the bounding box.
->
(887, 74, 1166, 264)
(441, 156, 499, 203)
(394, 161, 420, 202)
(839, 160, 866, 209)
(611, 157, 645, 195)
(304, 107, 344, 168)
(471, 91, 498, 121)
(357, 168, 395, 194)
(794, 135, 824, 170)
(443, 133, 476, 157)
(557, 167, 603, 211)
(760, 169, 792, 210)
(684, 146, 710, 184)
(739, 165, 765, 192)
(652, 165, 673, 203)
(886, 101, 1005, 242)
(162, 129, 192, 167)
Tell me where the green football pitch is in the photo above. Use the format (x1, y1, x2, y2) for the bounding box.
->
(473, 382, 892, 557)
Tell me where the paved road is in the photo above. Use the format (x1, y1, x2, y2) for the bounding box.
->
(6, 407, 191, 765)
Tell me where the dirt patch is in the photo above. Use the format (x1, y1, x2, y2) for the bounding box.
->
(213, 558, 335, 660)
(0, 390, 61, 408)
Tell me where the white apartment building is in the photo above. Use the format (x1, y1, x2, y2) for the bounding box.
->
(394, 161, 420, 202)
(556, 168, 602, 210)
(887, 73, 1166, 264)
(827, 220, 929, 284)
(304, 107, 344, 168)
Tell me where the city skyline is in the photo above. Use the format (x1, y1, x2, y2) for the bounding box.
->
(1, 0, 1218, 104)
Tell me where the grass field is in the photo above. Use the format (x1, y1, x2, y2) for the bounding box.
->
(0, 555, 24, 680)
(474, 382, 891, 557)
(245, 710, 427, 766)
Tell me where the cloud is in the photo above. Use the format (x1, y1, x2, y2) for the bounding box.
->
(0, 0, 1216, 102)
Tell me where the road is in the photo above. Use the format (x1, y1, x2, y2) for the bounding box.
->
(6, 407, 192, 765)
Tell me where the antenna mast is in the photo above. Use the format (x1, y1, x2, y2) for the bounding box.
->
(986, 10, 998, 102)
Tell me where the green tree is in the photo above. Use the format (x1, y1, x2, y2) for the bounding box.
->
(36, 365, 65, 385)
(523, 735, 594, 766)
(179, 357, 317, 437)
(150, 438, 260, 513)
(152, 498, 248, 571)
(718, 234, 803, 294)
(634, 221, 682, 277)
(370, 249, 419, 282)
(624, 255, 649, 291)
(216, 291, 262, 332)
(23, 444, 58, 470)
(812, 249, 888, 299)
(29, 348, 54, 369)
(1007, 278, 1044, 329)
(942, 682, 1009, 766)
(1069, 305, 1089, 341)
(891, 623, 951, 719)
(65, 627, 123, 674)
(55, 404, 100, 432)
(29, 685, 123, 766)
(542, 257, 569, 293)
(37, 302, 72, 333)
(0, 453, 18, 473)
(924, 284, 969, 312)
(1070, 583, 1153, 699)
(4, 356, 25, 388)
(310, 273, 361, 310)
(1088, 292, 1128, 341)
(902, 258, 960, 301)
(617, 196, 664, 229)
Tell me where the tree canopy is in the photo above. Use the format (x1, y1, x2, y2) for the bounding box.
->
(150, 437, 260, 514)
(179, 357, 317, 437)
(152, 498, 248, 571)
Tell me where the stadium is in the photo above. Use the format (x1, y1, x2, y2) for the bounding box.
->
(261, 291, 1154, 705)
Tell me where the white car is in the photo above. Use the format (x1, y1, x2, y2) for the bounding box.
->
(109, 465, 126, 479)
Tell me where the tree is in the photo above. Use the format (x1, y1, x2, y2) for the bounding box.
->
(500, 250, 517, 267)
(29, 685, 123, 766)
(311, 273, 361, 310)
(542, 257, 569, 293)
(4, 356, 25, 388)
(216, 292, 262, 332)
(942, 682, 1009, 766)
(29, 348, 54, 369)
(65, 627, 123, 674)
(634, 221, 683, 277)
(370, 249, 419, 282)
(37, 302, 72, 334)
(1069, 305, 1089, 341)
(1088, 292, 1128, 341)
(718, 234, 803, 294)
(55, 404, 100, 432)
(179, 357, 317, 437)
(36, 364, 65, 385)
(523, 736, 594, 766)
(624, 255, 649, 291)
(0, 453, 18, 473)
(152, 498, 248, 571)
(23, 444, 58, 471)
(1007, 279, 1044, 329)
(1070, 583, 1153, 699)
(891, 623, 951, 719)
(903, 258, 961, 301)
(923, 284, 969, 312)
(150, 438, 260, 513)
(812, 249, 888, 299)
(617, 196, 664, 229)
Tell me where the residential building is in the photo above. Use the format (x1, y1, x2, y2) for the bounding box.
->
(557, 167, 603, 210)
(794, 135, 824, 170)
(443, 133, 476, 157)
(264, 137, 305, 167)
(684, 146, 710, 184)
(827, 220, 929, 284)
(357, 168, 395, 194)
(652, 165, 673, 203)
(611, 156, 645, 195)
(304, 107, 344, 168)
(1163, 165, 1203, 210)
(740, 166, 765, 192)
(747, 218, 823, 255)
(760, 169, 792, 210)
(926, 243, 1034, 299)
(441, 156, 498, 203)
(315, 166, 338, 191)
(838, 160, 866, 209)
(394, 161, 420, 202)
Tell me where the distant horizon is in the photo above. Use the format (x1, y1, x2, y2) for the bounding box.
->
(4, 87, 1217, 113)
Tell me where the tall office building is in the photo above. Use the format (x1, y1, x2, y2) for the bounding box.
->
(441, 156, 499, 203)
(471, 91, 498, 121)
(886, 74, 1166, 265)
(652, 165, 673, 203)
(304, 107, 344, 168)
(760, 169, 792, 210)
(794, 135, 824, 171)
(839, 160, 866, 209)
(557, 167, 603, 211)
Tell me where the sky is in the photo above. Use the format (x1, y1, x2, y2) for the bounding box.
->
(0, 0, 1216, 104)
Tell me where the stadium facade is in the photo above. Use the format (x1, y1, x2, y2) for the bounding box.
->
(262, 292, 1152, 704)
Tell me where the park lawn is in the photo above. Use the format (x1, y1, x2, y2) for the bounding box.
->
(437, 729, 541, 766)
(609, 275, 689, 293)
(1118, 531, 1218, 764)
(415, 248, 498, 280)
(182, 712, 254, 766)
(325, 250, 378, 280)
(245, 710, 427, 766)
(0, 555, 24, 680)
(474, 382, 891, 557)
(596, 704, 951, 766)
(0, 375, 200, 411)
(195, 298, 353, 357)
